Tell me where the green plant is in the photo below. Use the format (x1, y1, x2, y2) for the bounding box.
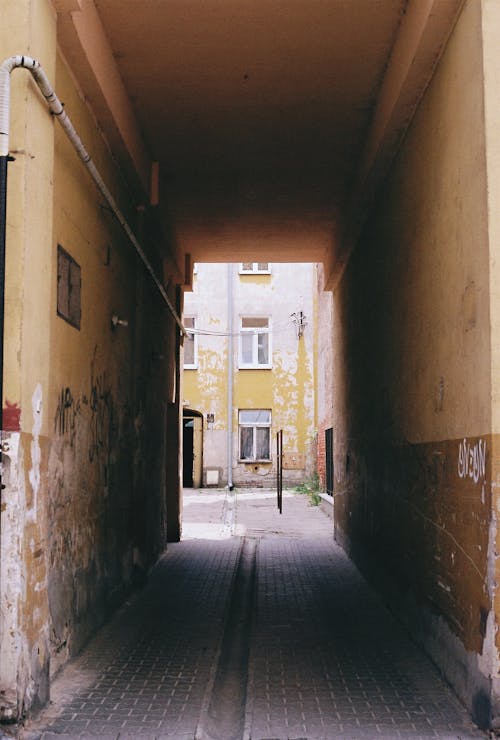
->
(295, 473, 321, 506)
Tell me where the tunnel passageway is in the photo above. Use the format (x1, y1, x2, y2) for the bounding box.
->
(23, 490, 484, 740)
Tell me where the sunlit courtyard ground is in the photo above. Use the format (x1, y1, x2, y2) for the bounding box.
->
(182, 486, 332, 541)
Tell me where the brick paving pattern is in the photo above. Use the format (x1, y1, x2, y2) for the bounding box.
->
(24, 538, 242, 740)
(18, 487, 485, 740)
(246, 536, 480, 739)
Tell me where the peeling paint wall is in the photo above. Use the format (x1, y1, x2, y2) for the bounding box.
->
(0, 0, 56, 721)
(328, 0, 496, 726)
(47, 51, 178, 673)
(1, 4, 180, 719)
(183, 263, 317, 488)
(316, 264, 334, 491)
(47, 55, 138, 669)
(481, 0, 500, 724)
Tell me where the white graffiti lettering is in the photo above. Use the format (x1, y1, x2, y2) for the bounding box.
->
(458, 438, 486, 484)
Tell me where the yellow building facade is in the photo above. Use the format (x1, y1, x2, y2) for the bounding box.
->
(182, 263, 317, 489)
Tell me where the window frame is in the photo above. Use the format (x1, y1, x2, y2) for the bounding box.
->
(238, 316, 272, 369)
(183, 317, 198, 369)
(57, 244, 81, 330)
(238, 409, 272, 462)
(239, 262, 271, 274)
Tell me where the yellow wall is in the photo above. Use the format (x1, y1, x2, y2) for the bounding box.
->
(1, 3, 181, 717)
(481, 0, 500, 715)
(332, 0, 493, 721)
(183, 263, 317, 487)
(3, 0, 497, 726)
(1, 0, 57, 719)
(47, 52, 138, 666)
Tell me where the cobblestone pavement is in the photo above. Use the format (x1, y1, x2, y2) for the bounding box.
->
(15, 488, 485, 740)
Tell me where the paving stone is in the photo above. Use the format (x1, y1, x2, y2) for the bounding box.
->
(24, 489, 488, 740)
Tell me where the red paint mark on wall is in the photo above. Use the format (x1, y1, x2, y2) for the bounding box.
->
(3, 401, 21, 431)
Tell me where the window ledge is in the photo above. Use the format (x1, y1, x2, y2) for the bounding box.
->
(239, 459, 272, 464)
(238, 365, 272, 370)
(239, 271, 271, 275)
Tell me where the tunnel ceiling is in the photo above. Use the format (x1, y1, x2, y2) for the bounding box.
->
(95, 0, 402, 178)
(56, 0, 464, 274)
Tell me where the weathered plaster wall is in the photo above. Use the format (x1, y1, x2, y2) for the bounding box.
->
(1, 0, 57, 721)
(183, 264, 229, 485)
(1, 8, 181, 718)
(48, 52, 137, 669)
(234, 263, 315, 486)
(481, 0, 500, 721)
(47, 52, 178, 668)
(183, 263, 317, 488)
(316, 263, 334, 491)
(331, 0, 494, 726)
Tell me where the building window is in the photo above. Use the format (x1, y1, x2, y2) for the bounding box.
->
(239, 317, 271, 368)
(57, 245, 81, 330)
(239, 410, 271, 461)
(239, 262, 270, 274)
(184, 317, 197, 368)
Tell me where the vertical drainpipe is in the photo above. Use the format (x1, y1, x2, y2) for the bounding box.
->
(227, 263, 234, 490)
(0, 60, 15, 458)
(0, 154, 8, 447)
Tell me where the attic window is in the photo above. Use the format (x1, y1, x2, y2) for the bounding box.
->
(57, 245, 81, 330)
(240, 262, 270, 274)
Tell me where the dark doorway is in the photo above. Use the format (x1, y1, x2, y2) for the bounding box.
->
(325, 427, 334, 496)
(183, 417, 194, 487)
(183, 410, 203, 488)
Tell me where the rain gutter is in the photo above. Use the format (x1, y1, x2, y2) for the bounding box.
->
(227, 263, 234, 491)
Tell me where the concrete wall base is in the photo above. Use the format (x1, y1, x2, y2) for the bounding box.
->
(319, 493, 334, 519)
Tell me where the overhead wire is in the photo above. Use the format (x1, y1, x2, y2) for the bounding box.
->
(186, 319, 302, 338)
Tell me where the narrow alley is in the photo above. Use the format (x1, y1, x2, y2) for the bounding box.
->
(3, 0, 500, 732)
(16, 490, 485, 740)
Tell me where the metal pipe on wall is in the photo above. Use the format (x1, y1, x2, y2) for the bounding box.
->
(0, 54, 185, 345)
(0, 155, 8, 453)
(226, 263, 234, 491)
(0, 54, 186, 475)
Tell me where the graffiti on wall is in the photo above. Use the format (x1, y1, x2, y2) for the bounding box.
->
(54, 387, 81, 446)
(53, 347, 114, 476)
(457, 438, 486, 484)
(88, 358, 113, 466)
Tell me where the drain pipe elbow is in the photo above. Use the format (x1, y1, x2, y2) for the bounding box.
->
(0, 55, 88, 164)
(0, 56, 18, 157)
(0, 54, 186, 337)
(0, 57, 44, 157)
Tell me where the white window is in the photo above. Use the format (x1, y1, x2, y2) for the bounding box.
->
(239, 317, 271, 368)
(183, 317, 197, 368)
(239, 262, 270, 274)
(239, 410, 271, 461)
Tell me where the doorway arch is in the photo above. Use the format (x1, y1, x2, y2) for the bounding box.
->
(183, 409, 203, 488)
